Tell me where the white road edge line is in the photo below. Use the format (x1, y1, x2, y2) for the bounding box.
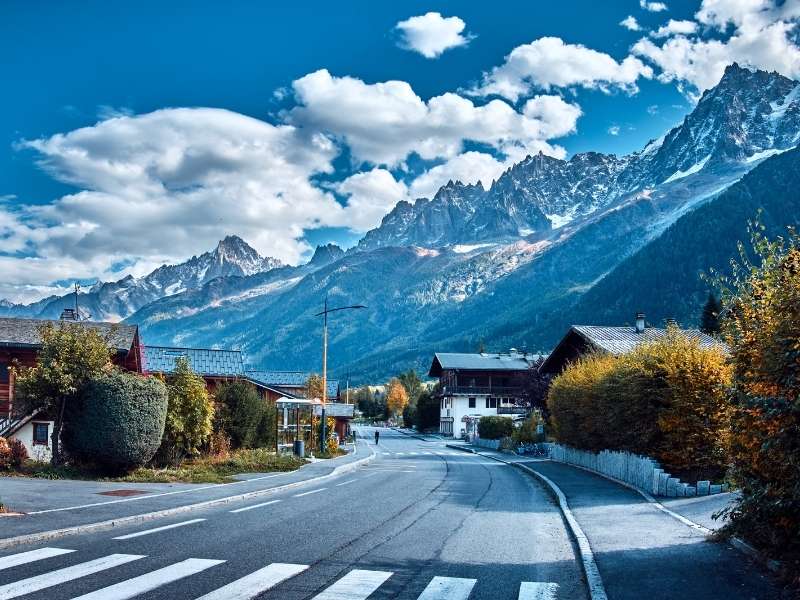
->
(293, 488, 326, 498)
(229, 500, 281, 514)
(335, 480, 357, 487)
(0, 441, 377, 550)
(113, 518, 206, 540)
(447, 445, 608, 600)
(194, 562, 308, 600)
(417, 576, 476, 600)
(0, 548, 75, 571)
(69, 558, 225, 600)
(0, 553, 144, 600)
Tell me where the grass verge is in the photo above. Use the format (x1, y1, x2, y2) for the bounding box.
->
(11, 449, 308, 484)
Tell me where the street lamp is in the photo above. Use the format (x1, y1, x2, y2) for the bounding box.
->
(315, 296, 366, 451)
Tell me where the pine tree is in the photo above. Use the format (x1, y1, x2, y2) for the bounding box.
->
(700, 292, 722, 334)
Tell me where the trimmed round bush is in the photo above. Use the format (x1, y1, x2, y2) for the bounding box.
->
(65, 370, 168, 471)
(478, 416, 513, 439)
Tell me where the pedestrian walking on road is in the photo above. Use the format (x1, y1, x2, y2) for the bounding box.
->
(374, 430, 380, 444)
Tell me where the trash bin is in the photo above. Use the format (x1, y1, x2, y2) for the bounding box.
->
(293, 440, 305, 457)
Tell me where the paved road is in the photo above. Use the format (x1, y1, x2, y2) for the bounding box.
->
(0, 427, 586, 599)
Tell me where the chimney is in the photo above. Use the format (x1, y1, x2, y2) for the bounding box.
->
(666, 318, 677, 328)
(635, 312, 645, 334)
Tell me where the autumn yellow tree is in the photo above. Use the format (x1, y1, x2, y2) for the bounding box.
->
(385, 378, 409, 418)
(305, 374, 325, 400)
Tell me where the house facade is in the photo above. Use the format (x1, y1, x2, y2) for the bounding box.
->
(0, 317, 143, 460)
(540, 313, 724, 375)
(428, 352, 538, 439)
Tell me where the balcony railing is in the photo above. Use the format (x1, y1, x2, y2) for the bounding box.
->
(496, 406, 529, 415)
(442, 385, 522, 396)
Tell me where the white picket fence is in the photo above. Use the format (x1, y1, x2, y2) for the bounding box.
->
(546, 443, 728, 498)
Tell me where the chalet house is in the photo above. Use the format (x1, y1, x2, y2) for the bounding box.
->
(540, 313, 724, 375)
(246, 370, 340, 401)
(0, 317, 143, 460)
(428, 352, 539, 439)
(143, 346, 246, 393)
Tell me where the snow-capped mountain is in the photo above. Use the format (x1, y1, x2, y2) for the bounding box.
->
(128, 64, 800, 380)
(0, 235, 283, 321)
(358, 64, 800, 251)
(7, 64, 800, 381)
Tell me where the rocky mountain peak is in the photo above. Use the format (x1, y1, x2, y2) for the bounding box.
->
(309, 243, 345, 266)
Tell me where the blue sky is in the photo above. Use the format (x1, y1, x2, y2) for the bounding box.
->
(1, 0, 799, 302)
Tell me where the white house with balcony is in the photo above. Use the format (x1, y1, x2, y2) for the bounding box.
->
(427, 351, 540, 439)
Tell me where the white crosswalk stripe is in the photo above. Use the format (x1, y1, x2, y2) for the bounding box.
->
(0, 548, 75, 571)
(195, 562, 308, 599)
(0, 553, 144, 600)
(518, 581, 559, 600)
(312, 569, 393, 600)
(417, 576, 476, 599)
(0, 549, 560, 600)
(69, 558, 224, 600)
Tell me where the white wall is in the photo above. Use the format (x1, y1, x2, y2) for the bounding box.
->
(9, 420, 53, 463)
(440, 395, 514, 439)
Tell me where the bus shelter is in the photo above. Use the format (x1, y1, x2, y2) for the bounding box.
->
(275, 396, 322, 455)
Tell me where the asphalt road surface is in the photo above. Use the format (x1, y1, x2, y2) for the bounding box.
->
(0, 427, 586, 599)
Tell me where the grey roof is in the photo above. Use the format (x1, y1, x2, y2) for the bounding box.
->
(0, 317, 137, 353)
(144, 346, 244, 377)
(572, 326, 724, 355)
(430, 352, 540, 373)
(247, 370, 339, 398)
(313, 403, 354, 418)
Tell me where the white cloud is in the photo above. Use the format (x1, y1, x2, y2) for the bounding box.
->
(640, 0, 669, 12)
(647, 104, 660, 114)
(395, 12, 473, 59)
(334, 169, 408, 231)
(651, 19, 698, 38)
(472, 37, 653, 101)
(608, 125, 621, 135)
(409, 152, 508, 199)
(6, 108, 350, 301)
(289, 69, 579, 166)
(620, 16, 642, 31)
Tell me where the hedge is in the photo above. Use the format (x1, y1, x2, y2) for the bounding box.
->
(64, 370, 168, 471)
(547, 329, 731, 480)
(478, 416, 513, 440)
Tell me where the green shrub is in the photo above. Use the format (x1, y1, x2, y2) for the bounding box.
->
(512, 415, 545, 445)
(159, 357, 214, 462)
(478, 416, 513, 439)
(9, 439, 27, 468)
(0, 438, 11, 470)
(414, 391, 439, 431)
(547, 330, 731, 479)
(214, 381, 265, 449)
(717, 231, 800, 574)
(64, 370, 168, 471)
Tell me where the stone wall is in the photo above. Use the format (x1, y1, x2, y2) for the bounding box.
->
(546, 443, 729, 498)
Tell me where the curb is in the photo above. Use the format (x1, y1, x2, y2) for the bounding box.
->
(446, 444, 608, 600)
(0, 443, 376, 551)
(541, 458, 783, 573)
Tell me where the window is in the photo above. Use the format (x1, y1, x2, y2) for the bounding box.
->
(485, 397, 490, 408)
(33, 422, 49, 446)
(0, 362, 7, 384)
(468, 397, 476, 408)
(489, 397, 498, 409)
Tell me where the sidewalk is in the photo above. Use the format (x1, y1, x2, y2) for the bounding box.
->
(0, 441, 373, 543)
(449, 444, 785, 600)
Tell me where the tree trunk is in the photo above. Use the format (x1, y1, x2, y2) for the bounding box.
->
(50, 397, 66, 466)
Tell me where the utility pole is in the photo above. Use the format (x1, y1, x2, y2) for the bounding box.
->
(74, 283, 80, 319)
(315, 297, 366, 451)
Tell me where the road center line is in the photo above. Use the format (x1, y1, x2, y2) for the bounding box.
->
(112, 518, 206, 540)
(335, 480, 357, 487)
(229, 500, 281, 514)
(293, 488, 326, 498)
